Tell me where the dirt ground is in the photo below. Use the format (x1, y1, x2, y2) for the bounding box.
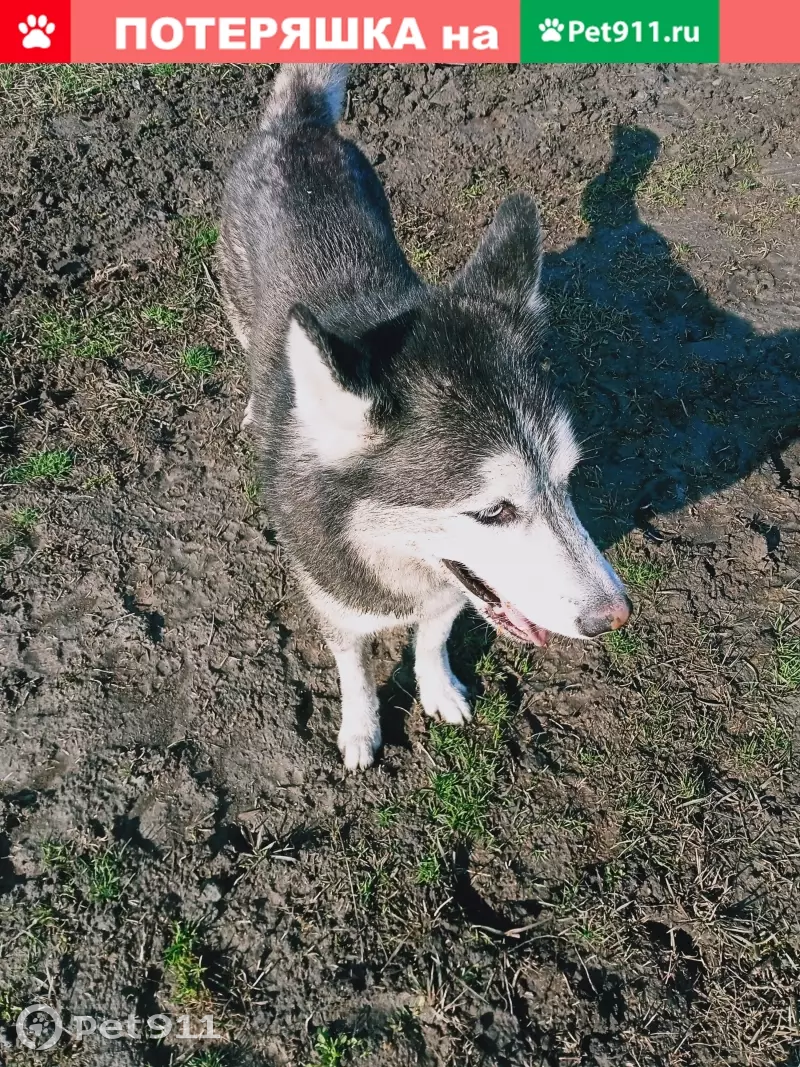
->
(1, 61, 800, 1067)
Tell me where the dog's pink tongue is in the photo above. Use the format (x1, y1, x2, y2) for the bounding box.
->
(502, 604, 549, 646)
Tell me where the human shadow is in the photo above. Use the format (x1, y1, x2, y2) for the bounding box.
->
(540, 126, 800, 551)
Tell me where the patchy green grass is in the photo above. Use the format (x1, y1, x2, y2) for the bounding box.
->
(407, 242, 435, 275)
(0, 986, 23, 1024)
(0, 65, 117, 117)
(4, 449, 72, 484)
(424, 720, 501, 839)
(397, 208, 442, 282)
(576, 744, 606, 769)
(376, 802, 400, 828)
(40, 840, 123, 904)
(773, 617, 800, 689)
(164, 922, 207, 1005)
(23, 903, 62, 949)
(2, 506, 40, 557)
(506, 646, 536, 678)
(306, 1029, 366, 1067)
(242, 477, 260, 506)
(151, 63, 179, 81)
(10, 507, 39, 532)
(671, 241, 695, 262)
(734, 717, 792, 769)
(477, 690, 511, 744)
(462, 172, 488, 201)
(142, 304, 184, 330)
(640, 131, 757, 208)
(674, 769, 705, 802)
(643, 160, 706, 207)
(80, 848, 123, 904)
(618, 786, 657, 833)
(177, 216, 219, 264)
(41, 839, 77, 874)
(611, 540, 669, 593)
(182, 344, 216, 375)
(415, 852, 442, 886)
(394, 678, 519, 849)
(38, 308, 128, 360)
(187, 1053, 226, 1067)
(386, 1007, 425, 1052)
(38, 311, 82, 357)
(81, 471, 115, 492)
(474, 650, 505, 685)
(604, 627, 643, 665)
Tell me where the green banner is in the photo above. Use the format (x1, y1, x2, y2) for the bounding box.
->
(521, 0, 720, 62)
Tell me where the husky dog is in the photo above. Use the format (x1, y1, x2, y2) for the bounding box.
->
(219, 64, 631, 770)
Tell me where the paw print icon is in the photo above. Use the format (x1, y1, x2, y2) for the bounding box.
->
(539, 17, 565, 42)
(18, 13, 56, 48)
(15, 1005, 63, 1051)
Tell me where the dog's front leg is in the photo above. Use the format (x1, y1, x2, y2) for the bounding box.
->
(415, 603, 472, 726)
(328, 631, 381, 770)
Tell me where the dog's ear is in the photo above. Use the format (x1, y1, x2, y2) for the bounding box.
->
(451, 193, 544, 315)
(285, 306, 375, 465)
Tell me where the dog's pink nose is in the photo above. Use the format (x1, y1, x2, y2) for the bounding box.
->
(577, 595, 632, 638)
(607, 597, 632, 630)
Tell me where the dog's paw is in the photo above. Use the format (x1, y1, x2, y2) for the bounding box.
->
(419, 672, 472, 725)
(338, 724, 382, 770)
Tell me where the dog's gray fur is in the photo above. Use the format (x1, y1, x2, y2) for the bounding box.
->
(219, 63, 631, 769)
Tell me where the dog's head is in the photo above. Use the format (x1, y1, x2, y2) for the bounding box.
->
(284, 193, 631, 644)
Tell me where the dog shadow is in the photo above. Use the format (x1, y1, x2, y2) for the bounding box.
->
(376, 614, 495, 753)
(539, 125, 800, 552)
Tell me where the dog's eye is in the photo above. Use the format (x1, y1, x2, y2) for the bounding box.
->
(472, 501, 518, 525)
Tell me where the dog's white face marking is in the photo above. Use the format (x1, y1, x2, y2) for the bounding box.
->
(524, 255, 545, 317)
(527, 288, 546, 317)
(348, 420, 626, 641)
(512, 408, 580, 486)
(549, 411, 582, 484)
(286, 318, 371, 465)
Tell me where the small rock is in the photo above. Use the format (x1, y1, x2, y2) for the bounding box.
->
(430, 82, 461, 108)
(201, 880, 223, 903)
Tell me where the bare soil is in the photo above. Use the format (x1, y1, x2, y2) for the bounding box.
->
(1, 62, 800, 1067)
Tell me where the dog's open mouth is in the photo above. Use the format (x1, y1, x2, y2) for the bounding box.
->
(442, 560, 550, 646)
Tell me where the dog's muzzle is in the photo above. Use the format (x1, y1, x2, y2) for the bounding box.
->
(442, 559, 550, 646)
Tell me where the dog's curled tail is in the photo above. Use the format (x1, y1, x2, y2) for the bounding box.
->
(261, 63, 349, 128)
